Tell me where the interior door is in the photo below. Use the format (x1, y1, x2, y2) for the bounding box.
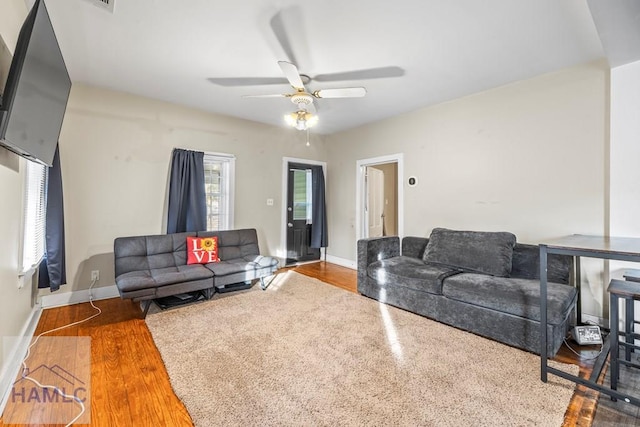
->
(366, 167, 385, 237)
(286, 164, 321, 265)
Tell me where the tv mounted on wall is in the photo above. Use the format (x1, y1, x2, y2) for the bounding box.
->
(0, 0, 71, 167)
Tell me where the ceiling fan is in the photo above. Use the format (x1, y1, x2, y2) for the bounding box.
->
(207, 8, 405, 131)
(242, 60, 367, 130)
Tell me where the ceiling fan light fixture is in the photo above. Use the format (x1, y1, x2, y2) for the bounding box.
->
(284, 110, 318, 131)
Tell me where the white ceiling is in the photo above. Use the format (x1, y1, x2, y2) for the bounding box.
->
(33, 0, 622, 134)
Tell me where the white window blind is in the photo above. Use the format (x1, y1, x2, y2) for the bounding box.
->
(22, 161, 48, 272)
(203, 153, 235, 231)
(292, 169, 313, 223)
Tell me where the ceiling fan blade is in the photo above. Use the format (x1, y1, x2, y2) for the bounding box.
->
(313, 87, 367, 98)
(270, 10, 299, 65)
(242, 94, 289, 98)
(207, 77, 288, 87)
(314, 66, 405, 82)
(278, 61, 305, 91)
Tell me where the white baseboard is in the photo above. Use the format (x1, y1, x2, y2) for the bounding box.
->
(39, 285, 120, 309)
(0, 305, 42, 416)
(325, 255, 357, 270)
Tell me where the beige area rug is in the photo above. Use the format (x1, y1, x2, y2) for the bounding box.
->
(146, 271, 578, 427)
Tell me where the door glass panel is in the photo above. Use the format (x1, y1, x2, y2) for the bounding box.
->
(292, 170, 309, 220)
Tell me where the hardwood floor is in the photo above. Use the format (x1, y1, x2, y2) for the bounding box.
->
(0, 299, 192, 427)
(0, 262, 620, 426)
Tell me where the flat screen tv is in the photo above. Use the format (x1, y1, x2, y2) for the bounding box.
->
(0, 0, 71, 167)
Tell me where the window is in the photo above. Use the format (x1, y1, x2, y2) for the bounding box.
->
(22, 161, 48, 273)
(292, 169, 312, 223)
(203, 153, 235, 231)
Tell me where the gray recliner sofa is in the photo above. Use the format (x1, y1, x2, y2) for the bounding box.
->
(114, 228, 278, 316)
(358, 228, 576, 356)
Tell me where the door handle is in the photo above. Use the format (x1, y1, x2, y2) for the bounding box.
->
(288, 223, 293, 227)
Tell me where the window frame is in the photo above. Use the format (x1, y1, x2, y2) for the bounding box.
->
(292, 169, 313, 223)
(20, 159, 48, 276)
(203, 152, 235, 231)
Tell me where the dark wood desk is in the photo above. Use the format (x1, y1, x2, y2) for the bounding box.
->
(540, 235, 640, 405)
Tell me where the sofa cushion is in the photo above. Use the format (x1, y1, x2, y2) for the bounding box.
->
(423, 228, 516, 277)
(116, 270, 156, 292)
(151, 265, 214, 286)
(511, 244, 572, 284)
(197, 229, 260, 261)
(401, 237, 429, 259)
(205, 258, 257, 277)
(442, 273, 577, 325)
(367, 256, 460, 295)
(114, 232, 195, 277)
(115, 265, 213, 293)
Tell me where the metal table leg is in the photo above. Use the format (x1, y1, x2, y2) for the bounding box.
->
(611, 291, 619, 397)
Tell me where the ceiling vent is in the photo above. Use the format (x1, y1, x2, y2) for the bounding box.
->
(83, 0, 115, 13)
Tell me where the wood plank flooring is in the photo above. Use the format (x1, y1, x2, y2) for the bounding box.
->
(1, 297, 193, 426)
(0, 261, 630, 426)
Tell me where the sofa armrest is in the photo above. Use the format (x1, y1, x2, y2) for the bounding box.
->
(357, 236, 400, 284)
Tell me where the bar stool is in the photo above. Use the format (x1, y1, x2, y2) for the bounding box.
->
(608, 278, 640, 393)
(624, 269, 640, 359)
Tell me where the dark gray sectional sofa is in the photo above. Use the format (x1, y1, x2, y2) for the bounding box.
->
(358, 228, 577, 356)
(114, 228, 278, 316)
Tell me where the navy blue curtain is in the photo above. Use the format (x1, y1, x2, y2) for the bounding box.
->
(310, 165, 328, 248)
(166, 149, 206, 233)
(38, 145, 66, 291)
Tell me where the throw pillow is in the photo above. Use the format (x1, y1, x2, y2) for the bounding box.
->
(423, 228, 516, 277)
(187, 236, 220, 264)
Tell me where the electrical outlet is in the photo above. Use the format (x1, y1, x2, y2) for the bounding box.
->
(91, 270, 100, 281)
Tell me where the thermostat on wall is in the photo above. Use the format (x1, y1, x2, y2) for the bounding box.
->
(408, 176, 418, 187)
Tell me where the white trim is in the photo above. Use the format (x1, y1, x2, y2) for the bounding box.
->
(17, 266, 37, 290)
(325, 255, 357, 270)
(356, 153, 404, 247)
(228, 159, 235, 229)
(39, 285, 120, 309)
(280, 157, 327, 261)
(21, 162, 47, 274)
(0, 305, 42, 415)
(203, 151, 236, 159)
(203, 152, 236, 230)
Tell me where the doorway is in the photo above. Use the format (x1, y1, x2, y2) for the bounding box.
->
(282, 158, 327, 266)
(366, 166, 385, 237)
(357, 154, 403, 241)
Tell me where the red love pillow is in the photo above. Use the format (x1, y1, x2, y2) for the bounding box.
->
(186, 236, 220, 264)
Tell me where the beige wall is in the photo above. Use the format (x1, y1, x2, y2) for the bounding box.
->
(326, 61, 608, 317)
(610, 60, 640, 240)
(0, 0, 32, 389)
(609, 60, 640, 322)
(50, 84, 326, 294)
